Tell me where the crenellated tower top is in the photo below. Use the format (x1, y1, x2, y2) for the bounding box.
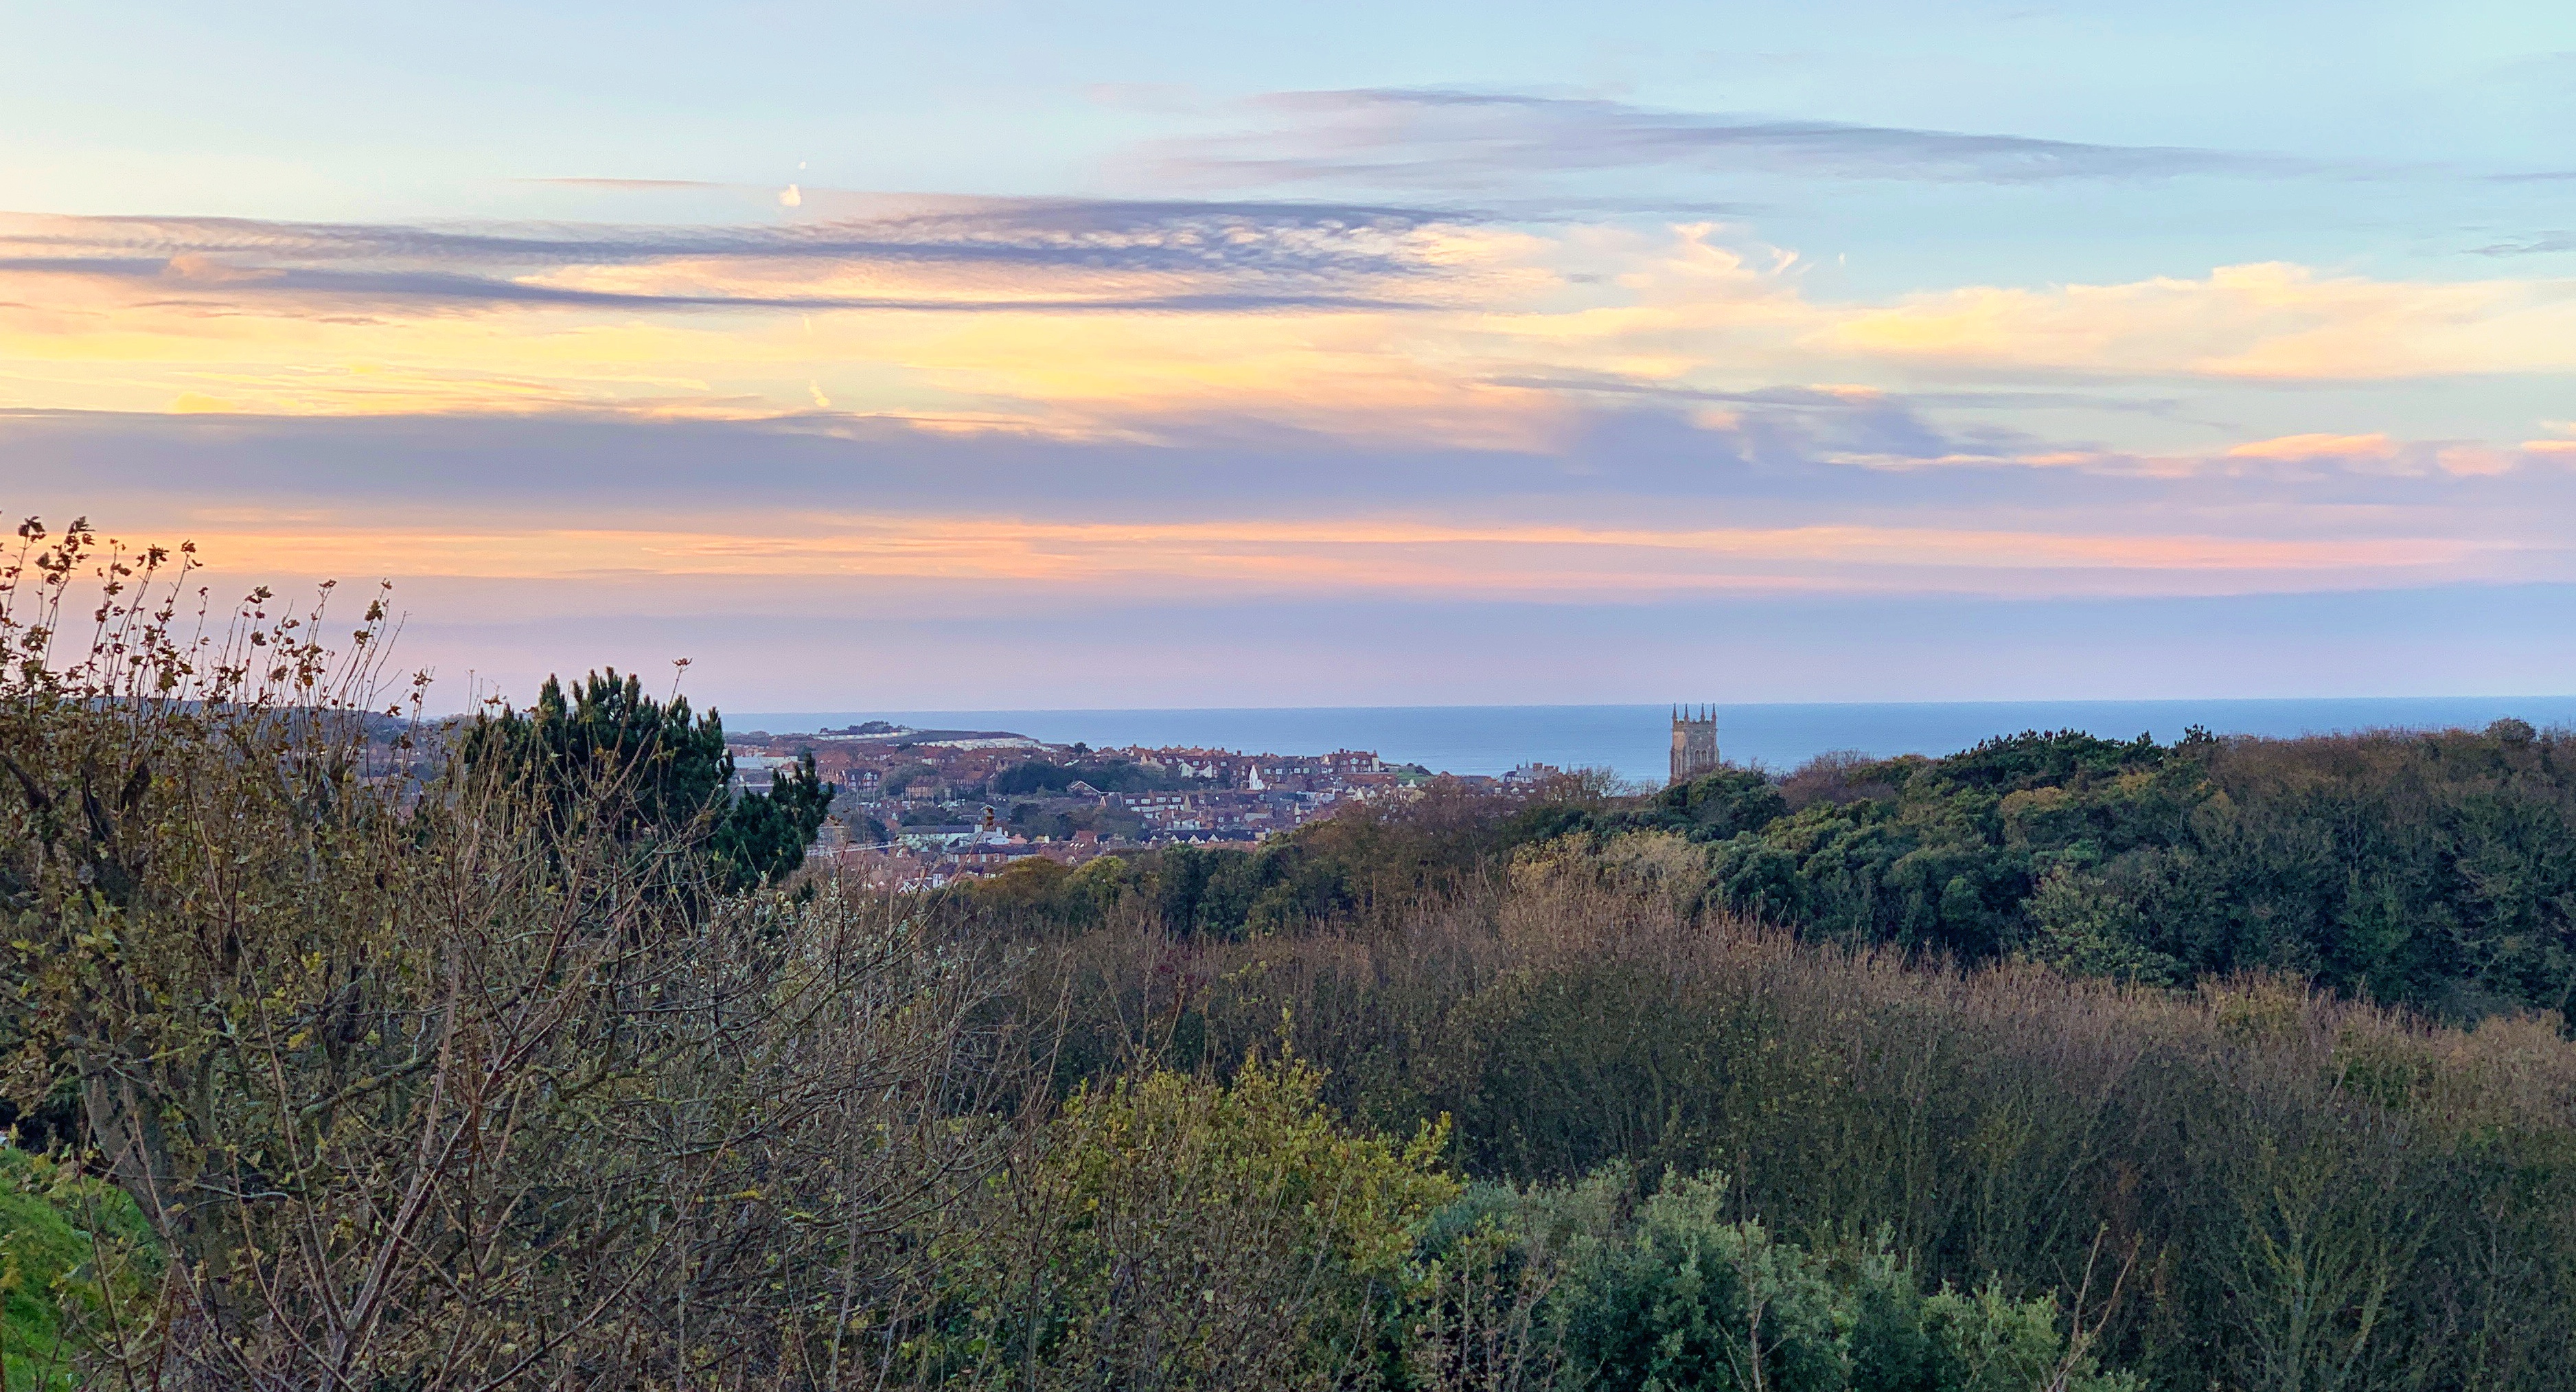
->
(1670, 705, 1719, 786)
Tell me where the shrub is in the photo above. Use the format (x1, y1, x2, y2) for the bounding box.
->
(1409, 1164, 2138, 1392)
(940, 1056, 1458, 1390)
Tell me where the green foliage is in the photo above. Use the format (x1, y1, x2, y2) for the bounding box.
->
(1607, 768, 1792, 844)
(462, 668, 836, 889)
(1554, 1169, 1852, 1392)
(1681, 724, 2576, 1016)
(0, 1150, 154, 1390)
(936, 1056, 1458, 1389)
(1408, 1165, 2137, 1392)
(713, 747, 834, 882)
(461, 668, 733, 832)
(2021, 867, 2181, 985)
(1020, 720, 2574, 1020)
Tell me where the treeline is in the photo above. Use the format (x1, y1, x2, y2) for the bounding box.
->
(980, 723, 2576, 1020)
(1626, 724, 2576, 1019)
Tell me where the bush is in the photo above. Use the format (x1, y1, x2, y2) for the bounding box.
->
(1550, 1167, 2134, 1392)
(1405, 1163, 2137, 1392)
(936, 1056, 1458, 1389)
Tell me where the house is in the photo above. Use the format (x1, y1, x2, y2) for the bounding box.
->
(729, 755, 800, 793)
(897, 823, 979, 852)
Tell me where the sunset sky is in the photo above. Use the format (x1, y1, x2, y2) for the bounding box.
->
(5, 1, 2573, 709)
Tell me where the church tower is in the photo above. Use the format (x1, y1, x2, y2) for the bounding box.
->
(1670, 705, 1719, 786)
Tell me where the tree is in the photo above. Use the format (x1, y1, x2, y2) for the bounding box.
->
(461, 668, 836, 890)
(0, 525, 1015, 1387)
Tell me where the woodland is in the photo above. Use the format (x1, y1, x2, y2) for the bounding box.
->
(5, 518, 2575, 1391)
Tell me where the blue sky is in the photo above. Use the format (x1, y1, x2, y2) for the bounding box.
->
(3, 1, 2572, 708)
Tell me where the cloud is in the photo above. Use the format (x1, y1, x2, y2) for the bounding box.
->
(0, 403, 2064, 514)
(2437, 444, 2518, 477)
(20, 402, 2576, 577)
(0, 203, 1490, 421)
(5, 214, 2573, 439)
(2216, 431, 2576, 477)
(2471, 231, 2576, 257)
(2229, 433, 2397, 462)
(1152, 89, 2303, 192)
(0, 199, 1466, 307)
(0, 255, 1415, 315)
(100, 514, 2496, 604)
(527, 178, 728, 191)
(1815, 262, 2576, 379)
(12, 199, 1462, 272)
(11, 402, 2575, 716)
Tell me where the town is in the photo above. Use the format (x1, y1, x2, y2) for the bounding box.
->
(722, 720, 1569, 889)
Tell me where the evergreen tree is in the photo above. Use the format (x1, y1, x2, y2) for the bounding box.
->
(461, 668, 835, 890)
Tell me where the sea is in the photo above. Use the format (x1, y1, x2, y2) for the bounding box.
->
(732, 698, 2576, 790)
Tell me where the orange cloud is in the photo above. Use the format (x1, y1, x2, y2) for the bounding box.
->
(2227, 433, 2396, 461)
(5, 213, 2573, 453)
(154, 512, 2499, 606)
(1819, 263, 2576, 380)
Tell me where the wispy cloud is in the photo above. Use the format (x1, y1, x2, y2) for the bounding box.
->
(13, 404, 2570, 538)
(10, 259, 1412, 315)
(0, 200, 1466, 316)
(10, 401, 2573, 716)
(1815, 261, 2576, 379)
(2470, 231, 2576, 256)
(8, 214, 2574, 433)
(138, 514, 2495, 600)
(1151, 88, 2305, 191)
(525, 178, 730, 191)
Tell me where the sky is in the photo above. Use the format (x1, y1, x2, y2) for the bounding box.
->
(3, 1, 2573, 711)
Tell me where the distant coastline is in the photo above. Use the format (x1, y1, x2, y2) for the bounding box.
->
(731, 696, 2576, 788)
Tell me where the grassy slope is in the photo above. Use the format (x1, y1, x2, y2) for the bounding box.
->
(0, 1150, 150, 1390)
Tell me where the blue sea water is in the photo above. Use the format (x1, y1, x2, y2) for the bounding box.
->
(733, 698, 2576, 788)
